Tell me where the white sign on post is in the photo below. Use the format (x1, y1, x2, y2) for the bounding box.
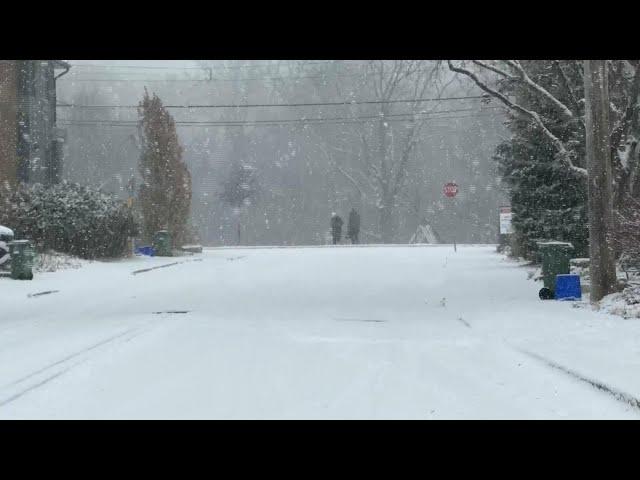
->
(499, 206, 513, 235)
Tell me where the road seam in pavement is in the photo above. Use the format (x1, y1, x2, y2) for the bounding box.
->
(131, 258, 203, 275)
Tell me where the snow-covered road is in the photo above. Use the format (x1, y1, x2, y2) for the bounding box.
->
(1, 245, 639, 419)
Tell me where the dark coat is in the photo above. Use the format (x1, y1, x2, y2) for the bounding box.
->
(331, 215, 343, 235)
(347, 210, 360, 236)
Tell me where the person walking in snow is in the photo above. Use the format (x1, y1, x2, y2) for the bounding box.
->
(330, 212, 343, 245)
(347, 208, 360, 244)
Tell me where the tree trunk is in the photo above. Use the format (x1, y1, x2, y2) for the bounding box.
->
(584, 60, 617, 302)
(379, 201, 394, 243)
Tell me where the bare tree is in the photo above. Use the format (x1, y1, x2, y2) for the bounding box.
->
(308, 61, 450, 242)
(220, 162, 258, 245)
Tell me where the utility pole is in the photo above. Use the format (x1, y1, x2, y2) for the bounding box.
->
(583, 60, 617, 302)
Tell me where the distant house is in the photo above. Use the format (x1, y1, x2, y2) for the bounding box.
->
(0, 60, 70, 187)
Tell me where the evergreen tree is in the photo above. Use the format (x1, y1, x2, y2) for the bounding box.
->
(137, 89, 192, 247)
(449, 60, 640, 264)
(495, 126, 588, 258)
(492, 61, 589, 258)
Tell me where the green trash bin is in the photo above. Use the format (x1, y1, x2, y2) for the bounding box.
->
(152, 230, 172, 257)
(536, 241, 573, 299)
(8, 240, 35, 280)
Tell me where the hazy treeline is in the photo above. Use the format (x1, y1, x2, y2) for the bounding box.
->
(57, 60, 508, 245)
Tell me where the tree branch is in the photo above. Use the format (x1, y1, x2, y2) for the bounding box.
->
(611, 61, 640, 156)
(334, 164, 367, 199)
(391, 122, 419, 198)
(505, 60, 576, 121)
(448, 60, 587, 177)
(472, 60, 515, 79)
(552, 60, 585, 129)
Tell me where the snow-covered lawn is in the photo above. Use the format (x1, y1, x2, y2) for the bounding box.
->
(1, 245, 639, 419)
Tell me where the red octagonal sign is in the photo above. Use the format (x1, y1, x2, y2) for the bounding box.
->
(443, 182, 458, 198)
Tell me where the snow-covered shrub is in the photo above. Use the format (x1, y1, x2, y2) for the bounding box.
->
(0, 181, 138, 259)
(610, 197, 640, 276)
(34, 250, 84, 272)
(600, 284, 640, 318)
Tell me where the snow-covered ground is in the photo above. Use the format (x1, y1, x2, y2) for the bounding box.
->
(1, 245, 639, 419)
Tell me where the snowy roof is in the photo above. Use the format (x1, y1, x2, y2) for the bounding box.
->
(0, 225, 14, 237)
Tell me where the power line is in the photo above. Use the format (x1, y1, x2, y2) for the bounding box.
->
(58, 112, 502, 129)
(68, 61, 335, 71)
(58, 107, 501, 125)
(68, 64, 207, 71)
(57, 95, 489, 110)
(59, 66, 434, 84)
(59, 72, 367, 83)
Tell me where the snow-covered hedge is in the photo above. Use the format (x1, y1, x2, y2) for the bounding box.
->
(611, 197, 640, 273)
(600, 285, 640, 319)
(0, 181, 138, 259)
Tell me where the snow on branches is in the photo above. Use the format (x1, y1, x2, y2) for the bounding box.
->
(448, 59, 640, 193)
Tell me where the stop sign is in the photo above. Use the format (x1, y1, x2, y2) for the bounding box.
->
(443, 182, 458, 198)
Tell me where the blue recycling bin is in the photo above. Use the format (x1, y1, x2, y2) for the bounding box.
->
(135, 246, 155, 256)
(555, 274, 582, 300)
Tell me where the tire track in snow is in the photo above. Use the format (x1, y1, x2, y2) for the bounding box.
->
(0, 316, 172, 408)
(0, 365, 78, 408)
(2, 327, 140, 389)
(456, 317, 471, 328)
(0, 327, 151, 409)
(369, 359, 393, 418)
(516, 348, 640, 413)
